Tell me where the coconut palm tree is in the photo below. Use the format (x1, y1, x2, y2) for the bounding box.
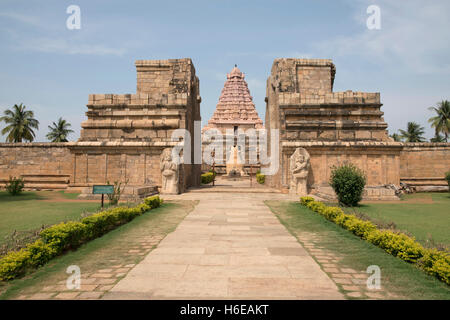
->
(0, 103, 39, 142)
(390, 133, 402, 142)
(46, 117, 74, 142)
(428, 100, 450, 142)
(430, 133, 446, 142)
(399, 122, 426, 142)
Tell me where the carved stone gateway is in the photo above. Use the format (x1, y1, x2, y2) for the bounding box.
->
(1, 58, 450, 198)
(289, 147, 310, 196)
(160, 148, 179, 194)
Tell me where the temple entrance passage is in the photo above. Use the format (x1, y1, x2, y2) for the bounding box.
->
(104, 193, 343, 299)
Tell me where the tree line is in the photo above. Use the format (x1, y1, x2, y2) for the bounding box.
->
(390, 100, 449, 142)
(0, 100, 449, 143)
(0, 104, 73, 142)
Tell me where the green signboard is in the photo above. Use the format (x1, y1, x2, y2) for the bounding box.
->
(92, 185, 114, 195)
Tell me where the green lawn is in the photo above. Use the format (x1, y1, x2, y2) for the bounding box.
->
(0, 201, 195, 300)
(266, 200, 450, 299)
(351, 193, 450, 247)
(0, 191, 101, 244)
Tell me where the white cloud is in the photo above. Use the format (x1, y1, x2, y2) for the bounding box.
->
(315, 0, 450, 74)
(19, 38, 126, 56)
(1, 11, 127, 56)
(0, 12, 45, 28)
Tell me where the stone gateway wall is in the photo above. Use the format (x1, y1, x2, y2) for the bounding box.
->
(0, 58, 201, 198)
(0, 57, 449, 197)
(264, 58, 449, 199)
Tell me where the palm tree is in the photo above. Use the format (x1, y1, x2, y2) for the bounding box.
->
(430, 133, 445, 142)
(0, 103, 39, 142)
(399, 122, 426, 142)
(428, 100, 450, 142)
(46, 117, 74, 142)
(390, 133, 402, 142)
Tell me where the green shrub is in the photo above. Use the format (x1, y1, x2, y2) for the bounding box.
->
(6, 176, 24, 196)
(329, 163, 366, 207)
(201, 171, 215, 184)
(366, 230, 424, 263)
(40, 222, 88, 252)
(256, 171, 265, 184)
(26, 240, 58, 267)
(300, 196, 315, 206)
(418, 249, 450, 285)
(299, 197, 450, 285)
(144, 195, 163, 209)
(0, 196, 162, 282)
(0, 248, 31, 281)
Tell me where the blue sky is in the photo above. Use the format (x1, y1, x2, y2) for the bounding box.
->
(0, 0, 449, 141)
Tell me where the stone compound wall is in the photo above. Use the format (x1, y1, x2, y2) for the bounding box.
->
(280, 141, 403, 200)
(400, 143, 450, 191)
(0, 143, 72, 189)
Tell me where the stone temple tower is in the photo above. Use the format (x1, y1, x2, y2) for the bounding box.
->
(202, 66, 264, 175)
(203, 65, 263, 133)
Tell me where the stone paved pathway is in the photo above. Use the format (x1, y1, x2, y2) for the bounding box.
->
(16, 235, 164, 300)
(296, 232, 400, 299)
(103, 193, 343, 299)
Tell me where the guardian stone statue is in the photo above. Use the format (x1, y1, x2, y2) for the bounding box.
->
(289, 147, 310, 196)
(160, 148, 179, 194)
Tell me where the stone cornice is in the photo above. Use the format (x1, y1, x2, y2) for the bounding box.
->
(281, 141, 404, 149)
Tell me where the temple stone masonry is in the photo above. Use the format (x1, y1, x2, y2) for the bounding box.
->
(0, 57, 449, 199)
(264, 58, 450, 199)
(203, 65, 264, 175)
(203, 65, 263, 133)
(0, 59, 201, 199)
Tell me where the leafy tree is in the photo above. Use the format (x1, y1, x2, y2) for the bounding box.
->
(46, 117, 74, 142)
(428, 100, 450, 142)
(390, 133, 402, 142)
(0, 104, 39, 142)
(399, 122, 426, 142)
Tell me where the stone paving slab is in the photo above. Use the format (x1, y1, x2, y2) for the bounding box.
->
(105, 193, 343, 300)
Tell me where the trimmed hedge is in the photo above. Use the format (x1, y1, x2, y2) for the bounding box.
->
(256, 171, 265, 184)
(201, 171, 215, 184)
(0, 196, 162, 281)
(300, 196, 450, 285)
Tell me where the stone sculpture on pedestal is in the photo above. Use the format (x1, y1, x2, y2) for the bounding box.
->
(160, 148, 179, 194)
(226, 145, 247, 177)
(289, 147, 310, 196)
